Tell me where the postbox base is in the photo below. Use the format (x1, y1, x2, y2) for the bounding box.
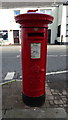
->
(22, 93, 45, 107)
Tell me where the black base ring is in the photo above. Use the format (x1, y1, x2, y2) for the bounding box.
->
(22, 93, 45, 107)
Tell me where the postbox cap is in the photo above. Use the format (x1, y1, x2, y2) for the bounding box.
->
(15, 10, 54, 27)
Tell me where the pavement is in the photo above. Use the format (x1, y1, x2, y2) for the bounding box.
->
(0, 45, 68, 119)
(1, 78, 68, 119)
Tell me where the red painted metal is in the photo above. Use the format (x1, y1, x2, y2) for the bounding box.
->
(15, 10, 54, 97)
(27, 9, 38, 12)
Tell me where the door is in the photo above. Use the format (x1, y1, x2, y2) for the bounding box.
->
(13, 30, 19, 44)
(48, 29, 51, 44)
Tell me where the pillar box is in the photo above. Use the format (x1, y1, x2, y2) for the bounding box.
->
(15, 10, 54, 107)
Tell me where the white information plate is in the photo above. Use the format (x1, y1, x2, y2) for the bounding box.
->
(31, 43, 41, 58)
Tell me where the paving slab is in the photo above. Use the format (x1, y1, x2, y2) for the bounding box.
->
(3, 108, 67, 118)
(2, 80, 67, 119)
(0, 110, 2, 120)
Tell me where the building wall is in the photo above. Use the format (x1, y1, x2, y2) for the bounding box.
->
(0, 9, 20, 45)
(49, 7, 58, 44)
(57, 4, 63, 43)
(61, 5, 66, 43)
(57, 5, 67, 44)
(0, 5, 67, 45)
(66, 5, 68, 43)
(58, 5, 63, 25)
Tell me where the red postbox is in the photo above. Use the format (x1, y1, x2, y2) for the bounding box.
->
(15, 10, 54, 107)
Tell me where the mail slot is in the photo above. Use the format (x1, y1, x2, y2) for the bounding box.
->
(28, 33, 44, 37)
(15, 10, 54, 107)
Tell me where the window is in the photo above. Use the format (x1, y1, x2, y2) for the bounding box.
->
(0, 33, 2, 39)
(57, 25, 61, 37)
(66, 24, 68, 37)
(14, 10, 20, 16)
(40, 9, 52, 15)
(66, 31, 68, 37)
(0, 31, 2, 38)
(66, 24, 68, 30)
(0, 30, 8, 40)
(40, 9, 45, 14)
(45, 9, 52, 15)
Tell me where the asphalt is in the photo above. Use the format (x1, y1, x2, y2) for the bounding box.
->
(2, 45, 67, 76)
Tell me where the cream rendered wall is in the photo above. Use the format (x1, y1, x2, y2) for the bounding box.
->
(61, 6, 66, 43)
(0, 7, 62, 44)
(8, 9, 20, 44)
(7, 10, 15, 44)
(66, 6, 68, 23)
(66, 6, 68, 43)
(49, 7, 58, 44)
(57, 4, 63, 42)
(0, 9, 10, 30)
(8, 30, 14, 44)
(0, 9, 12, 44)
(0, 9, 20, 44)
(58, 5, 63, 25)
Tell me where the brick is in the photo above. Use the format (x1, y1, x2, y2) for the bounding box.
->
(62, 97, 66, 101)
(46, 89, 52, 96)
(46, 95, 54, 100)
(52, 92, 58, 95)
(66, 93, 68, 98)
(46, 83, 48, 87)
(61, 95, 66, 98)
(58, 93, 62, 96)
(54, 95, 61, 100)
(63, 104, 67, 107)
(63, 101, 66, 104)
(54, 90, 59, 93)
(59, 105, 64, 107)
(54, 100, 63, 105)
(49, 95, 54, 100)
(62, 90, 67, 95)
(47, 80, 50, 83)
(49, 100, 54, 105)
(51, 89, 54, 92)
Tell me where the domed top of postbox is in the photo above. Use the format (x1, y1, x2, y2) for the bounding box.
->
(15, 9, 54, 27)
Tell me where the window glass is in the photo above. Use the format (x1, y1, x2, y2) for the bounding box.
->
(66, 24, 68, 30)
(0, 30, 8, 40)
(45, 9, 51, 15)
(66, 24, 68, 37)
(40, 9, 51, 15)
(40, 9, 45, 14)
(66, 31, 68, 37)
(14, 10, 20, 16)
(57, 25, 61, 37)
